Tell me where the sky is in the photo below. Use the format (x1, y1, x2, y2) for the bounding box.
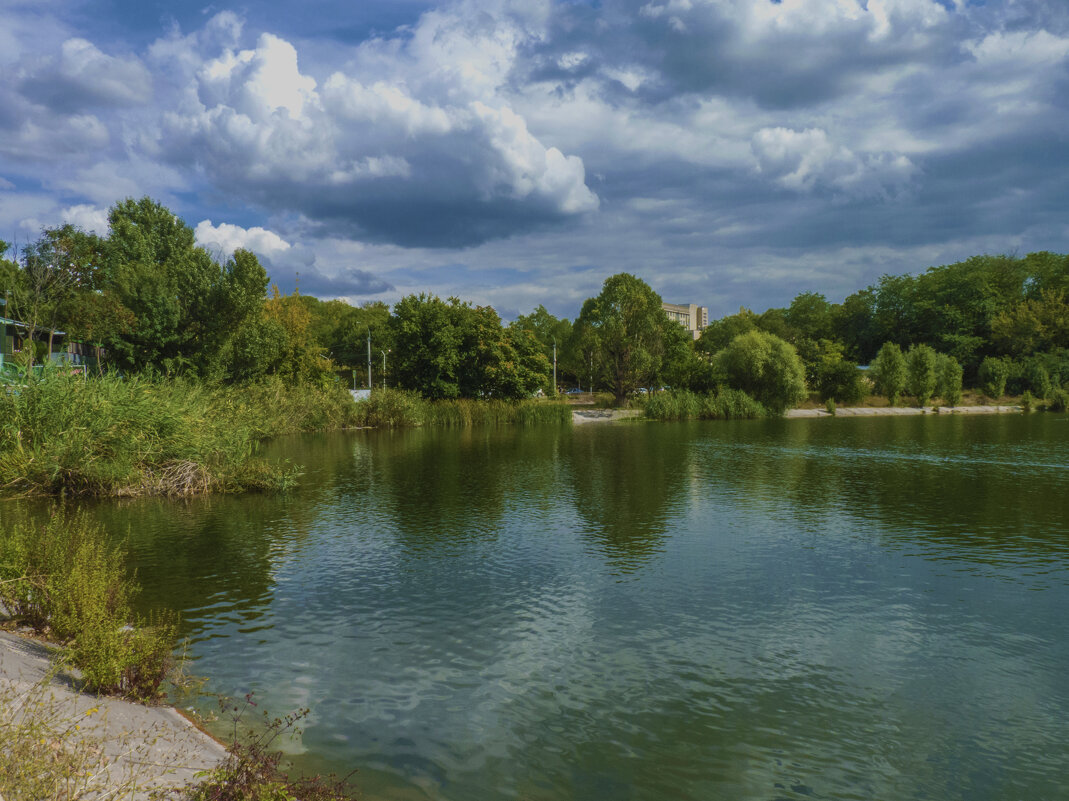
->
(1, 0, 1067, 321)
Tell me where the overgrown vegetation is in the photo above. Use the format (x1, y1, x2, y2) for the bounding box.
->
(0, 510, 175, 700)
(0, 371, 363, 497)
(349, 387, 572, 428)
(643, 388, 767, 421)
(191, 694, 356, 801)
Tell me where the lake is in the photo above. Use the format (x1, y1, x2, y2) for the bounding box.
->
(60, 414, 1069, 799)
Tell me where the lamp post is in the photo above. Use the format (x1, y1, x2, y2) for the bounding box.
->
(380, 349, 389, 389)
(366, 328, 372, 390)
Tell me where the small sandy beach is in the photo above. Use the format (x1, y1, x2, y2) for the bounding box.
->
(0, 630, 226, 800)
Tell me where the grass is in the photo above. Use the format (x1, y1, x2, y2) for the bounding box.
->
(643, 388, 767, 421)
(350, 388, 573, 428)
(0, 510, 176, 700)
(0, 371, 361, 497)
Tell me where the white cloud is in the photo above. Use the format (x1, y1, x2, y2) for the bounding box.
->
(195, 219, 292, 257)
(751, 127, 916, 196)
(60, 204, 109, 235)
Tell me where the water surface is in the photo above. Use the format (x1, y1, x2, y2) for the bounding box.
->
(49, 415, 1069, 799)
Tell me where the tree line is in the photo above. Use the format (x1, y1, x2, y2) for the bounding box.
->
(3, 197, 1068, 409)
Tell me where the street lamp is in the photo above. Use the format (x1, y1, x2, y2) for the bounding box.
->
(380, 349, 390, 389)
(366, 328, 372, 390)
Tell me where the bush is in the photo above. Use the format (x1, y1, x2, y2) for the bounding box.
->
(0, 511, 177, 700)
(978, 356, 1011, 398)
(816, 360, 864, 405)
(935, 353, 963, 406)
(870, 342, 907, 405)
(906, 344, 938, 406)
(715, 330, 807, 415)
(1023, 359, 1052, 399)
(191, 694, 355, 801)
(1047, 388, 1069, 413)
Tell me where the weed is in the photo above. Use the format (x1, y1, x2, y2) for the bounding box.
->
(191, 694, 356, 801)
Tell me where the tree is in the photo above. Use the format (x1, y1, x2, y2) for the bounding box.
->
(906, 344, 937, 406)
(103, 198, 224, 374)
(715, 330, 807, 415)
(816, 359, 864, 405)
(696, 308, 758, 356)
(870, 342, 907, 405)
(510, 305, 572, 391)
(389, 294, 463, 398)
(978, 356, 1011, 399)
(935, 353, 963, 406)
(573, 274, 666, 404)
(263, 286, 335, 385)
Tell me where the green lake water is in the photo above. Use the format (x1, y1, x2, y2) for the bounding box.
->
(34, 415, 1069, 799)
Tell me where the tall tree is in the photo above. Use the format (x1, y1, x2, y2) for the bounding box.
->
(573, 274, 666, 404)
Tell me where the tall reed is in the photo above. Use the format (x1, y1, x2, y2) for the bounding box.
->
(643, 388, 767, 421)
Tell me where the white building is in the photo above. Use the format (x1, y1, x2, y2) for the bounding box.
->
(662, 302, 709, 340)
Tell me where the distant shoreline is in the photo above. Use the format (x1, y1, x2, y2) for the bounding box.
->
(785, 405, 1023, 418)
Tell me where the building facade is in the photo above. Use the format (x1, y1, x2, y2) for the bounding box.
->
(662, 302, 709, 340)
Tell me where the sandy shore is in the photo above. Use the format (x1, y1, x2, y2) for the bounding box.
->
(572, 408, 644, 424)
(785, 404, 1022, 418)
(0, 629, 226, 799)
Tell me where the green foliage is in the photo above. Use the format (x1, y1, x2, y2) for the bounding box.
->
(815, 359, 864, 405)
(978, 356, 1011, 398)
(1047, 388, 1069, 413)
(389, 294, 547, 400)
(714, 330, 807, 415)
(696, 308, 758, 355)
(0, 371, 360, 497)
(870, 342, 907, 405)
(935, 353, 964, 406)
(643, 388, 766, 421)
(1023, 359, 1052, 399)
(825, 398, 836, 415)
(906, 344, 938, 406)
(572, 273, 667, 404)
(0, 511, 176, 699)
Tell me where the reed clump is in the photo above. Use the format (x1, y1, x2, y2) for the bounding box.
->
(0, 371, 355, 497)
(349, 388, 572, 428)
(643, 388, 767, 421)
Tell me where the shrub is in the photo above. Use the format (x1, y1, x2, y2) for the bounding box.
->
(715, 330, 807, 415)
(1047, 388, 1069, 413)
(935, 353, 963, 406)
(816, 360, 864, 405)
(1024, 359, 1052, 399)
(906, 344, 938, 406)
(0, 511, 177, 700)
(978, 356, 1011, 399)
(870, 342, 907, 405)
(191, 694, 355, 801)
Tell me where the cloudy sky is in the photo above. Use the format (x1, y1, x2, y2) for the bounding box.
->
(1, 0, 1067, 319)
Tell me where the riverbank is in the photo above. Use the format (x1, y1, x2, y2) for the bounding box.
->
(0, 629, 226, 799)
(785, 404, 1023, 418)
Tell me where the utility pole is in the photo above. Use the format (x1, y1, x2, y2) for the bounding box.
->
(381, 349, 389, 389)
(367, 329, 372, 390)
(552, 337, 557, 395)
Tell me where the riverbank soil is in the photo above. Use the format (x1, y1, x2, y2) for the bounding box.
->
(0, 630, 226, 800)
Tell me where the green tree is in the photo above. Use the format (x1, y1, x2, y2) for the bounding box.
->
(573, 274, 666, 404)
(103, 198, 223, 374)
(978, 356, 1011, 399)
(696, 308, 758, 356)
(870, 342, 907, 405)
(510, 304, 572, 392)
(389, 294, 463, 398)
(906, 344, 938, 406)
(816, 359, 864, 405)
(935, 353, 963, 406)
(715, 330, 807, 415)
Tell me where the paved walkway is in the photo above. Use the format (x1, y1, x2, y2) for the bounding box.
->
(0, 630, 226, 800)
